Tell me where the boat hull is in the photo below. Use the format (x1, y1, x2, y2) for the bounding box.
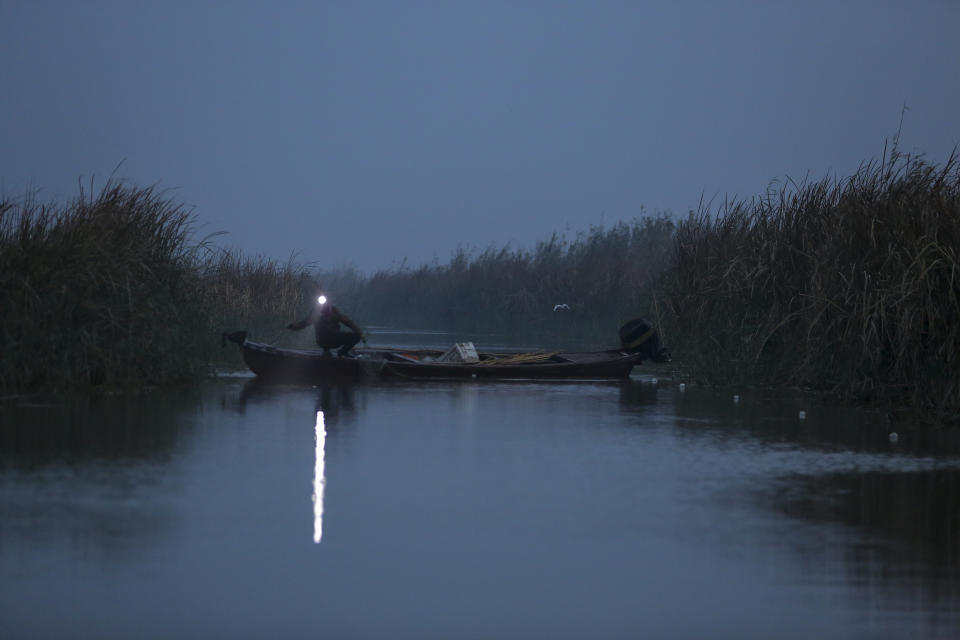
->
(235, 340, 642, 382)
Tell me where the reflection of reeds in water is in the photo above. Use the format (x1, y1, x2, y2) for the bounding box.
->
(775, 470, 960, 575)
(658, 147, 960, 422)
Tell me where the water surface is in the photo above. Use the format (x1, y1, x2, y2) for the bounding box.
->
(2, 371, 959, 638)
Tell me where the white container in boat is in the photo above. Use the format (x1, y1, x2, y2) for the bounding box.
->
(439, 342, 479, 363)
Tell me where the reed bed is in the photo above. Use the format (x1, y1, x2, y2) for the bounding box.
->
(0, 181, 207, 390)
(200, 248, 316, 345)
(658, 148, 960, 421)
(0, 182, 311, 391)
(9, 144, 957, 427)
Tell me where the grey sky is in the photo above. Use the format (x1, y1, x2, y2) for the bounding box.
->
(3, 1, 959, 273)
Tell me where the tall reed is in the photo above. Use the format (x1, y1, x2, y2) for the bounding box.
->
(0, 181, 207, 389)
(0, 181, 313, 390)
(200, 248, 316, 343)
(659, 148, 960, 420)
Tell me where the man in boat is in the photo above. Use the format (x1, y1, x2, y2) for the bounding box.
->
(287, 294, 366, 357)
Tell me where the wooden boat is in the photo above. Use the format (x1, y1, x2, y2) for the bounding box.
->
(223, 330, 655, 381)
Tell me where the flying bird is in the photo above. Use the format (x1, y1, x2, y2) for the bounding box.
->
(553, 303, 570, 311)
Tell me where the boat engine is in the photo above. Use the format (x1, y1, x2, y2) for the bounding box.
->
(619, 318, 670, 362)
(222, 330, 249, 347)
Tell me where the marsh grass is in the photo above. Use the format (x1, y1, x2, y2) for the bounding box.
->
(0, 181, 207, 389)
(8, 145, 958, 425)
(659, 148, 960, 421)
(200, 248, 316, 357)
(0, 181, 310, 391)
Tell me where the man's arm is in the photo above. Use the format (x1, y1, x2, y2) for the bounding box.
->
(287, 316, 309, 331)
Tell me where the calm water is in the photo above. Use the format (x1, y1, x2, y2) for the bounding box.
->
(2, 368, 960, 638)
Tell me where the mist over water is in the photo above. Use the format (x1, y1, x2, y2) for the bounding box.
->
(2, 372, 959, 638)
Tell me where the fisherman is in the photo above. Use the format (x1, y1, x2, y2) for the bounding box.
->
(287, 293, 366, 357)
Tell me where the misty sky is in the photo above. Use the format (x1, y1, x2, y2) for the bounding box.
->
(3, 1, 959, 273)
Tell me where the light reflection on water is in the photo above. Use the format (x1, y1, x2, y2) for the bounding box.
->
(1, 375, 959, 638)
(313, 410, 326, 544)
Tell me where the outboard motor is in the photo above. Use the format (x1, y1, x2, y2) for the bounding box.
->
(222, 330, 249, 347)
(619, 318, 670, 362)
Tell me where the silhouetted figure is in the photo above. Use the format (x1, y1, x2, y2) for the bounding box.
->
(288, 294, 365, 357)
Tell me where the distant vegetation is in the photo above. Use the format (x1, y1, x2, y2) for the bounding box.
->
(346, 216, 675, 345)
(3, 143, 958, 425)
